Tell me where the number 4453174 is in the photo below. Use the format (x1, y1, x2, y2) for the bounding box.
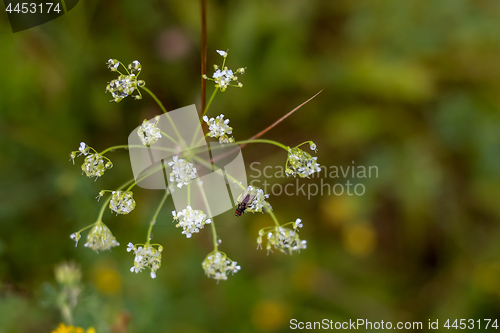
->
(444, 319, 498, 330)
(6, 3, 61, 14)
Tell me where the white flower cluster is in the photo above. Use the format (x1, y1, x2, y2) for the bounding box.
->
(106, 59, 145, 103)
(202, 251, 241, 282)
(236, 186, 269, 214)
(168, 156, 197, 188)
(285, 147, 321, 178)
(70, 142, 112, 180)
(172, 206, 212, 238)
(202, 50, 245, 92)
(81, 222, 120, 252)
(137, 116, 162, 146)
(257, 219, 307, 255)
(109, 190, 136, 215)
(202, 114, 235, 144)
(127, 243, 162, 279)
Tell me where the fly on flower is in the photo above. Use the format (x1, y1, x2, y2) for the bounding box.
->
(235, 185, 269, 216)
(235, 192, 255, 216)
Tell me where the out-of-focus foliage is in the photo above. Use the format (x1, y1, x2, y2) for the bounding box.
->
(2, 0, 500, 331)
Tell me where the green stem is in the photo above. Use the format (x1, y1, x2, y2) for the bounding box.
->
(145, 190, 169, 245)
(126, 159, 170, 191)
(267, 209, 281, 228)
(195, 179, 217, 250)
(232, 139, 289, 151)
(99, 144, 175, 155)
(201, 88, 217, 118)
(141, 86, 184, 144)
(211, 220, 218, 251)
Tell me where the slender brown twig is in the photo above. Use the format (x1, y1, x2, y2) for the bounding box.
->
(201, 0, 207, 114)
(239, 89, 323, 149)
(210, 90, 323, 163)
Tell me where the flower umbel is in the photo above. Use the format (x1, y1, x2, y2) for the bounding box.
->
(203, 114, 235, 144)
(109, 190, 136, 215)
(285, 146, 321, 178)
(202, 251, 241, 282)
(168, 156, 197, 188)
(202, 50, 245, 92)
(258, 219, 307, 254)
(127, 243, 162, 279)
(172, 206, 212, 238)
(70, 142, 113, 180)
(236, 185, 270, 214)
(84, 221, 120, 252)
(106, 59, 145, 102)
(137, 116, 162, 146)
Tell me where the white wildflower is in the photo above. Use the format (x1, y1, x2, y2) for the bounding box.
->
(81, 154, 109, 179)
(128, 243, 162, 279)
(137, 117, 162, 146)
(172, 206, 211, 238)
(202, 251, 241, 282)
(107, 59, 120, 72)
(168, 156, 197, 188)
(79, 142, 89, 156)
(203, 114, 235, 144)
(236, 185, 269, 215)
(202, 50, 245, 92)
(84, 222, 120, 252)
(106, 60, 145, 102)
(70, 232, 81, 247)
(258, 221, 307, 255)
(285, 147, 321, 178)
(216, 50, 228, 57)
(109, 190, 136, 215)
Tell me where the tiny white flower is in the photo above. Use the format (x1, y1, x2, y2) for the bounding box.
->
(127, 242, 135, 252)
(168, 156, 197, 188)
(106, 60, 145, 102)
(79, 142, 89, 155)
(216, 50, 228, 57)
(203, 114, 235, 144)
(109, 190, 136, 215)
(285, 147, 321, 178)
(259, 222, 307, 255)
(202, 251, 241, 281)
(70, 232, 81, 247)
(128, 243, 162, 279)
(172, 206, 211, 238)
(84, 222, 120, 252)
(137, 118, 162, 146)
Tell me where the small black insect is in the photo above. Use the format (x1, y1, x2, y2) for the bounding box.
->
(235, 193, 256, 216)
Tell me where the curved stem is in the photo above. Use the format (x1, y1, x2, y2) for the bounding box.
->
(232, 139, 289, 151)
(145, 190, 169, 245)
(267, 208, 281, 228)
(141, 86, 184, 144)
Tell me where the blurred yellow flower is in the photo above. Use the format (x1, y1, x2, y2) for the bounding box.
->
(251, 300, 290, 332)
(474, 263, 500, 296)
(94, 266, 121, 295)
(321, 196, 360, 228)
(51, 323, 96, 333)
(342, 223, 377, 257)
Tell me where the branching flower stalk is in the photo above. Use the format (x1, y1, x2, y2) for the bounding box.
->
(69, 48, 319, 281)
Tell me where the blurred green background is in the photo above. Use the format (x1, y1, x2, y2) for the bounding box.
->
(2, 0, 500, 332)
